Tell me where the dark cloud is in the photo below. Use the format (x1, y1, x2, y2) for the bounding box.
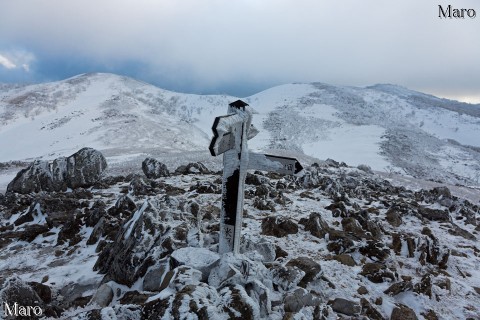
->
(0, 0, 479, 101)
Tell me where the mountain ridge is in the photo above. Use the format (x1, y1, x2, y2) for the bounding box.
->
(1, 72, 479, 187)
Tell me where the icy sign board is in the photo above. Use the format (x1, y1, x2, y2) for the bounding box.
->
(209, 100, 303, 254)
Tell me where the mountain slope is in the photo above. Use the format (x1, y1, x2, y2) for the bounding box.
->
(1, 73, 479, 187)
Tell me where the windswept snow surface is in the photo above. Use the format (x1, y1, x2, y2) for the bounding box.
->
(1, 73, 479, 189)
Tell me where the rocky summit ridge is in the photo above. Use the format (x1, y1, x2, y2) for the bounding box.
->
(0, 150, 479, 319)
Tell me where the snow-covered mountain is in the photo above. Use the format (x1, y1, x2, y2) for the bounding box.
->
(1, 73, 479, 188)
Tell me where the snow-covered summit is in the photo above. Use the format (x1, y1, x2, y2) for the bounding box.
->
(1, 73, 479, 187)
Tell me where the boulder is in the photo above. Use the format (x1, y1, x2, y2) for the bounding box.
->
(64, 147, 107, 189)
(7, 160, 54, 193)
(143, 259, 170, 292)
(90, 283, 113, 307)
(299, 212, 331, 239)
(286, 257, 322, 288)
(175, 162, 210, 175)
(284, 288, 322, 313)
(386, 208, 403, 227)
(330, 298, 361, 316)
(391, 304, 418, 320)
(360, 263, 396, 283)
(0, 277, 45, 319)
(261, 216, 298, 238)
(142, 158, 170, 179)
(94, 200, 178, 286)
(7, 148, 107, 193)
(170, 247, 220, 281)
(271, 265, 306, 291)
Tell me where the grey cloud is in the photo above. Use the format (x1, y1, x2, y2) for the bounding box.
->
(0, 0, 478, 100)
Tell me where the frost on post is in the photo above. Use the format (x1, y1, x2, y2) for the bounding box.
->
(209, 100, 303, 255)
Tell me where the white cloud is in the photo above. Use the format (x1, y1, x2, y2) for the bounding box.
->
(0, 54, 16, 69)
(0, 50, 35, 72)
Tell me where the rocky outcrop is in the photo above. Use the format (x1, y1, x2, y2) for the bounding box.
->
(7, 148, 107, 193)
(142, 157, 170, 179)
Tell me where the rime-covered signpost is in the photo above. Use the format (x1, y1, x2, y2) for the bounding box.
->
(209, 100, 303, 254)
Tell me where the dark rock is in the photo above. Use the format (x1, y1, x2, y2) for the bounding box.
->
(175, 162, 210, 175)
(418, 206, 450, 222)
(128, 175, 153, 196)
(299, 212, 330, 239)
(142, 158, 170, 179)
(65, 147, 107, 189)
(255, 185, 270, 198)
(357, 286, 368, 295)
(0, 277, 45, 319)
(90, 283, 113, 307)
(27, 282, 52, 304)
(120, 290, 152, 305)
(286, 257, 322, 288)
(57, 211, 83, 246)
(220, 284, 258, 320)
(253, 199, 276, 211)
(417, 235, 450, 269)
(384, 281, 413, 296)
(275, 245, 288, 260)
(359, 241, 390, 261)
(434, 277, 451, 292)
(422, 310, 439, 320)
(360, 263, 396, 283)
(326, 230, 356, 254)
(386, 208, 403, 227)
(331, 297, 361, 316)
(143, 259, 170, 292)
(414, 274, 432, 298)
(392, 233, 402, 255)
(284, 288, 321, 313)
(245, 173, 270, 186)
(189, 181, 220, 194)
(7, 160, 54, 193)
(261, 216, 298, 238)
(94, 201, 174, 286)
(19, 224, 50, 242)
(325, 201, 348, 217)
(342, 217, 366, 238)
(391, 304, 418, 320)
(360, 298, 385, 320)
(333, 254, 356, 267)
(13, 203, 39, 226)
(448, 223, 476, 241)
(271, 265, 306, 291)
(85, 200, 106, 227)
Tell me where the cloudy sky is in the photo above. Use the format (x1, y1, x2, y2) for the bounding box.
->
(0, 0, 479, 102)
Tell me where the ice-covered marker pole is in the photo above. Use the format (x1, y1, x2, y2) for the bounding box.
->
(209, 100, 303, 255)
